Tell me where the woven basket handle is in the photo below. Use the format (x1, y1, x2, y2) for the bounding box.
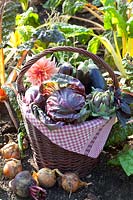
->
(17, 46, 119, 94)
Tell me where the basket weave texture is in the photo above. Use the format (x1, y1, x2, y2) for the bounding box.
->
(17, 46, 119, 177)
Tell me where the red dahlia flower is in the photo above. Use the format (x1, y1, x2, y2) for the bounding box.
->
(26, 57, 58, 86)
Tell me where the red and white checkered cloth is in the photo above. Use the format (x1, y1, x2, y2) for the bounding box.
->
(21, 102, 115, 158)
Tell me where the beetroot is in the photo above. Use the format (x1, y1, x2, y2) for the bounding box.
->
(9, 171, 37, 198)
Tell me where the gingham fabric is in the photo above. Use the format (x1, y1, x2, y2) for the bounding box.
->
(21, 102, 115, 158)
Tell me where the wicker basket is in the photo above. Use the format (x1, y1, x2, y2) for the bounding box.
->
(17, 46, 119, 177)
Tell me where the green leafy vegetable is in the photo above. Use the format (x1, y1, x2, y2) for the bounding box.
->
(43, 0, 63, 9)
(87, 37, 100, 54)
(119, 149, 133, 176)
(102, 6, 127, 37)
(55, 23, 92, 44)
(92, 0, 102, 6)
(33, 27, 65, 44)
(106, 123, 133, 146)
(16, 7, 40, 27)
(18, 0, 29, 11)
(108, 145, 133, 176)
(62, 0, 87, 15)
(43, 0, 87, 15)
(16, 25, 35, 43)
(122, 54, 133, 93)
(2, 1, 20, 41)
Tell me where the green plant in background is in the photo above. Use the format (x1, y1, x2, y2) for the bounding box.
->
(88, 0, 133, 79)
(43, 0, 104, 30)
(42, 0, 132, 80)
(18, 0, 29, 11)
(43, 0, 84, 15)
(3, 7, 66, 83)
(106, 118, 133, 177)
(106, 122, 133, 147)
(54, 23, 92, 45)
(2, 1, 19, 42)
(107, 135, 133, 176)
(0, 0, 20, 85)
(43, 0, 63, 10)
(0, 0, 8, 85)
(0, 0, 25, 86)
(121, 54, 133, 93)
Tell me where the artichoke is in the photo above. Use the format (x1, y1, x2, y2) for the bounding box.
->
(87, 88, 116, 119)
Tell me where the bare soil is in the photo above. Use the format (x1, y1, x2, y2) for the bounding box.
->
(0, 102, 133, 200)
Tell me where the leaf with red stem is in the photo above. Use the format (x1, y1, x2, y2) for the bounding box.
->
(29, 185, 47, 200)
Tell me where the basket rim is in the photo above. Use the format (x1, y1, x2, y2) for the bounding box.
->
(16, 46, 119, 94)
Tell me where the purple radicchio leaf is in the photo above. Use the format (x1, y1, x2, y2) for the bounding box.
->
(30, 103, 65, 130)
(51, 73, 86, 96)
(46, 87, 85, 123)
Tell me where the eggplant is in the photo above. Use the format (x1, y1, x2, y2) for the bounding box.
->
(58, 62, 74, 76)
(84, 72, 92, 94)
(76, 69, 92, 94)
(76, 61, 92, 94)
(88, 60, 107, 90)
(76, 60, 107, 94)
(76, 69, 84, 84)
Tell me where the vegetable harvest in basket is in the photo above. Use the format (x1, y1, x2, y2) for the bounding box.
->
(24, 56, 132, 130)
